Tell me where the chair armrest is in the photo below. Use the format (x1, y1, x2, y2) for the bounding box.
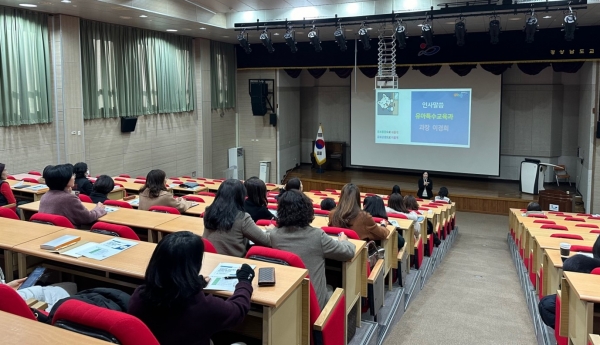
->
(2, 203, 16, 208)
(397, 242, 407, 261)
(367, 259, 384, 284)
(313, 288, 344, 331)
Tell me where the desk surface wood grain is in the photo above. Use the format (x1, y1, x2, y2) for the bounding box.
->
(564, 271, 600, 303)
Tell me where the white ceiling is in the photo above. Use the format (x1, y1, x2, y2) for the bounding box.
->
(1, 0, 599, 44)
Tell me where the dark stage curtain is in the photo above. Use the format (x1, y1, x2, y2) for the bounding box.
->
(517, 63, 551, 75)
(307, 68, 327, 79)
(359, 67, 378, 78)
(413, 65, 442, 77)
(329, 68, 353, 78)
(284, 69, 302, 78)
(480, 63, 513, 75)
(450, 64, 477, 76)
(396, 66, 409, 78)
(552, 61, 584, 73)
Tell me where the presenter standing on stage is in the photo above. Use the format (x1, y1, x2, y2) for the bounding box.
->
(417, 172, 433, 199)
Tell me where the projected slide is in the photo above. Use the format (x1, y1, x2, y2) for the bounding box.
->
(375, 89, 472, 148)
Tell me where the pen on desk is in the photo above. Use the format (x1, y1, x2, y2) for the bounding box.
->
(223, 276, 238, 279)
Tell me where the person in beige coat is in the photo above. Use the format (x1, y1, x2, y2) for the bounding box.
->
(138, 169, 192, 213)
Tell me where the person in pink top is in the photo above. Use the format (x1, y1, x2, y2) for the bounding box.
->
(38, 164, 106, 227)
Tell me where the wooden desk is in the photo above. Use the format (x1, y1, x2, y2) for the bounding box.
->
(560, 272, 600, 345)
(153, 216, 205, 241)
(120, 195, 214, 217)
(0, 218, 65, 281)
(13, 229, 310, 345)
(7, 179, 48, 202)
(111, 178, 145, 194)
(590, 334, 600, 345)
(541, 249, 587, 297)
(1, 310, 111, 344)
(107, 187, 126, 200)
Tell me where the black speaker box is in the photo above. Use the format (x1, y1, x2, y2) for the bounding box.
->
(250, 82, 268, 116)
(597, 121, 600, 138)
(121, 117, 138, 133)
(269, 113, 277, 127)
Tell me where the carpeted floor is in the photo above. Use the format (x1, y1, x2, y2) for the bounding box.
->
(384, 212, 536, 345)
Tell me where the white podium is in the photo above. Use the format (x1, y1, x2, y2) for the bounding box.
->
(520, 159, 561, 195)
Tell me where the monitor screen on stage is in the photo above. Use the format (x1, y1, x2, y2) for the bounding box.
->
(351, 67, 501, 176)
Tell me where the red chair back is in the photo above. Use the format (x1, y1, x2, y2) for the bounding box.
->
(548, 211, 564, 215)
(133, 180, 145, 184)
(590, 230, 600, 234)
(23, 178, 39, 183)
(148, 206, 180, 215)
(314, 209, 330, 216)
(540, 224, 568, 231)
(115, 177, 128, 182)
(91, 222, 139, 240)
(266, 183, 276, 187)
(267, 198, 277, 204)
(135, 176, 146, 180)
(372, 217, 386, 223)
(569, 245, 593, 253)
(591, 268, 600, 275)
(198, 192, 216, 197)
(0, 285, 38, 320)
(325, 189, 336, 192)
(7, 175, 16, 180)
(577, 213, 591, 217)
(533, 220, 555, 224)
(30, 213, 75, 228)
(51, 300, 160, 345)
(313, 204, 321, 209)
(78, 194, 93, 203)
(182, 195, 205, 203)
(527, 213, 547, 219)
(104, 200, 133, 209)
(575, 223, 599, 229)
(28, 171, 41, 176)
(0, 208, 20, 220)
(267, 204, 277, 210)
(197, 177, 206, 181)
(321, 227, 360, 240)
(388, 213, 408, 220)
(256, 219, 276, 226)
(550, 233, 583, 240)
(118, 174, 131, 178)
(204, 181, 215, 185)
(202, 238, 218, 253)
(564, 217, 585, 222)
(309, 190, 321, 193)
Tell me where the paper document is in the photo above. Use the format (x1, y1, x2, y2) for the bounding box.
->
(204, 263, 256, 291)
(62, 238, 137, 260)
(101, 238, 138, 251)
(417, 216, 425, 222)
(389, 220, 399, 227)
(28, 184, 47, 191)
(128, 199, 140, 206)
(104, 206, 119, 213)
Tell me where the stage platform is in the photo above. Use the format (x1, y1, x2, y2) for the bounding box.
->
(287, 165, 543, 215)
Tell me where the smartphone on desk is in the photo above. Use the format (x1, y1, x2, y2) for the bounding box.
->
(18, 267, 47, 290)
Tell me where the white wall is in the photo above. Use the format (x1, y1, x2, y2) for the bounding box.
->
(578, 62, 597, 212)
(277, 70, 301, 183)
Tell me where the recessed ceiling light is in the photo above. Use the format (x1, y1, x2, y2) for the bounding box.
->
(296, 31, 304, 34)
(418, 24, 423, 27)
(273, 32, 279, 35)
(119, 16, 131, 19)
(222, 35, 229, 38)
(139, 15, 147, 18)
(61, 0, 71, 3)
(445, 21, 455, 24)
(19, 3, 37, 7)
(166, 29, 177, 32)
(543, 15, 552, 19)
(508, 17, 521, 21)
(199, 27, 206, 30)
(345, 29, 352, 32)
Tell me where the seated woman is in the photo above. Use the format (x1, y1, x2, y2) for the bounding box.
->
(328, 183, 389, 241)
(386, 193, 420, 238)
(0, 163, 17, 211)
(39, 164, 106, 227)
(277, 177, 302, 199)
(405, 195, 441, 246)
(73, 162, 93, 196)
(363, 195, 388, 220)
(269, 190, 355, 309)
(243, 177, 274, 222)
(417, 171, 433, 200)
(434, 187, 451, 203)
(320, 198, 336, 211)
(391, 184, 401, 196)
(203, 179, 271, 257)
(1, 267, 76, 312)
(89, 175, 114, 204)
(129, 231, 255, 345)
(138, 169, 192, 213)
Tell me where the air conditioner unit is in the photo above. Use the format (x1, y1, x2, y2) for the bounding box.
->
(228, 147, 245, 180)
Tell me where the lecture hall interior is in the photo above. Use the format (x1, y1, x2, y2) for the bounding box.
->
(1, 0, 600, 344)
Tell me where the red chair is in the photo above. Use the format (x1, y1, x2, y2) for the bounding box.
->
(331, 192, 341, 195)
(416, 198, 424, 201)
(182, 195, 205, 203)
(322, 227, 359, 239)
(325, 189, 336, 192)
(0, 208, 20, 220)
(548, 211, 565, 215)
(51, 299, 160, 345)
(133, 176, 145, 180)
(78, 194, 93, 203)
(181, 175, 191, 179)
(589, 216, 600, 220)
(550, 233, 583, 240)
(388, 213, 408, 220)
(592, 268, 600, 275)
(570, 245, 593, 253)
(0, 285, 39, 320)
(533, 220, 555, 224)
(246, 247, 346, 345)
(23, 178, 39, 183)
(204, 181, 215, 185)
(313, 204, 321, 209)
(372, 217, 386, 224)
(133, 180, 145, 184)
(418, 207, 430, 212)
(314, 209, 330, 216)
(555, 293, 568, 345)
(6, 175, 16, 180)
(198, 192, 216, 197)
(30, 213, 75, 228)
(266, 183, 276, 187)
(196, 177, 206, 181)
(28, 171, 41, 176)
(203, 238, 217, 253)
(168, 176, 179, 180)
(267, 204, 277, 210)
(91, 222, 139, 240)
(564, 217, 585, 222)
(118, 174, 131, 178)
(115, 177, 128, 182)
(309, 190, 321, 193)
(104, 200, 134, 209)
(575, 223, 598, 229)
(591, 230, 600, 234)
(148, 206, 180, 215)
(267, 198, 277, 204)
(540, 224, 568, 231)
(365, 193, 376, 196)
(577, 213, 591, 217)
(256, 219, 276, 226)
(527, 213, 548, 219)
(214, 179, 225, 182)
(186, 179, 197, 183)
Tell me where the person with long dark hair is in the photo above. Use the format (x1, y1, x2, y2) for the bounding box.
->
(363, 195, 388, 220)
(138, 169, 192, 213)
(244, 177, 273, 222)
(89, 175, 115, 204)
(277, 177, 302, 199)
(435, 187, 451, 203)
(73, 162, 93, 196)
(405, 195, 441, 246)
(39, 164, 105, 227)
(391, 185, 401, 195)
(269, 190, 355, 309)
(328, 183, 389, 241)
(204, 179, 271, 257)
(0, 163, 16, 211)
(417, 172, 433, 199)
(128, 231, 255, 345)
(386, 193, 420, 237)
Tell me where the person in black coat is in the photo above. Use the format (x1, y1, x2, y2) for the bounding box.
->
(243, 177, 274, 222)
(73, 162, 93, 196)
(417, 172, 433, 199)
(90, 175, 115, 204)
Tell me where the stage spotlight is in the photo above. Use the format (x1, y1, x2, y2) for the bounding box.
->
(308, 26, 322, 52)
(421, 22, 433, 48)
(394, 20, 407, 49)
(489, 17, 500, 44)
(563, 10, 577, 41)
(524, 12, 538, 43)
(358, 23, 371, 50)
(334, 24, 347, 51)
(260, 28, 274, 53)
(455, 18, 466, 46)
(284, 26, 297, 53)
(237, 29, 251, 54)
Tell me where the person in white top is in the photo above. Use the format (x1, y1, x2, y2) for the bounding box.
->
(434, 187, 451, 203)
(385, 193, 420, 238)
